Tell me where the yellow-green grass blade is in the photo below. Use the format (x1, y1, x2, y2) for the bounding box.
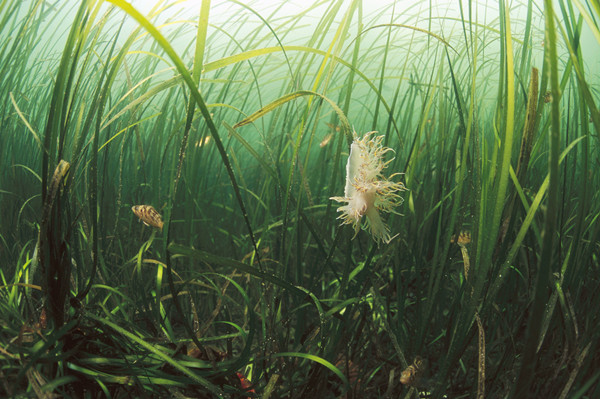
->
(233, 90, 352, 144)
(272, 352, 350, 395)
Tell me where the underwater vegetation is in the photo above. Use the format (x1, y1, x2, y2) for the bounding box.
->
(0, 0, 599, 397)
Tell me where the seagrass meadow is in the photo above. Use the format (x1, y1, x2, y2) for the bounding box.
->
(1, 0, 599, 397)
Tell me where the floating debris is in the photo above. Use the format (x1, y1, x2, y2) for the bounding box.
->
(451, 230, 471, 246)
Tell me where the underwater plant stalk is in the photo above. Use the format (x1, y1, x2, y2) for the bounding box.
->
(513, 0, 562, 396)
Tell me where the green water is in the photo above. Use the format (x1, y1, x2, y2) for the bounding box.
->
(1, 0, 599, 397)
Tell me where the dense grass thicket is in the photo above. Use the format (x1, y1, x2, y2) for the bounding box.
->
(1, 0, 599, 397)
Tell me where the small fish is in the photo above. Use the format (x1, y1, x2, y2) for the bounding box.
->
(400, 356, 424, 387)
(132, 205, 163, 230)
(237, 372, 256, 395)
(320, 132, 333, 148)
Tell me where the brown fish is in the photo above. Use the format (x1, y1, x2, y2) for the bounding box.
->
(132, 205, 163, 230)
(320, 132, 333, 148)
(400, 356, 424, 387)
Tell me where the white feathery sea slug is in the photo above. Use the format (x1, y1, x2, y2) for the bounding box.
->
(330, 131, 407, 244)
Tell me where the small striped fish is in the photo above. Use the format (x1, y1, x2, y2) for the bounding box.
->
(132, 205, 163, 230)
